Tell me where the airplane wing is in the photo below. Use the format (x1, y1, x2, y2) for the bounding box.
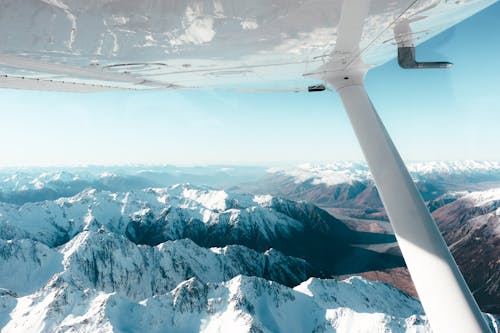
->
(0, 0, 496, 92)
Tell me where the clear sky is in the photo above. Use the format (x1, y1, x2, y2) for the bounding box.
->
(1, 2, 499, 167)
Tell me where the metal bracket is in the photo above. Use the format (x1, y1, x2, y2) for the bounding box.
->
(308, 84, 326, 92)
(398, 46, 453, 69)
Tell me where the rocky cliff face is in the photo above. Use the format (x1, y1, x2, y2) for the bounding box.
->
(0, 184, 402, 277)
(433, 188, 500, 315)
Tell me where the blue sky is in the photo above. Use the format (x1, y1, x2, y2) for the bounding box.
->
(1, 2, 499, 167)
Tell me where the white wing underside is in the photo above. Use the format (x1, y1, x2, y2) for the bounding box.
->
(0, 0, 496, 92)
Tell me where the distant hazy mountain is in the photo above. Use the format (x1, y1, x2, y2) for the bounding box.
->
(0, 166, 268, 205)
(3, 161, 499, 208)
(260, 160, 500, 209)
(267, 161, 500, 186)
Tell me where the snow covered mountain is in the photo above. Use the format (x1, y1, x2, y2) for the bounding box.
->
(0, 184, 443, 332)
(261, 163, 500, 315)
(2, 161, 498, 208)
(268, 161, 500, 186)
(0, 253, 434, 333)
(0, 170, 499, 331)
(262, 160, 500, 209)
(341, 187, 500, 317)
(0, 184, 402, 278)
(0, 166, 267, 205)
(0, 228, 497, 332)
(433, 188, 500, 315)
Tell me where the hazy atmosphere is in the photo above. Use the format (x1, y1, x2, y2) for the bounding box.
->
(1, 2, 499, 167)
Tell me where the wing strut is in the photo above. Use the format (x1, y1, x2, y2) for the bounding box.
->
(324, 73, 491, 333)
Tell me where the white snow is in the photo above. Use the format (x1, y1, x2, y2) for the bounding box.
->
(269, 161, 500, 186)
(182, 187, 228, 211)
(268, 162, 371, 186)
(408, 161, 500, 175)
(462, 188, 500, 207)
(0, 239, 63, 295)
(99, 171, 116, 178)
(253, 194, 273, 206)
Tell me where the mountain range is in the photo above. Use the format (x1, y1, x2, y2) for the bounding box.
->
(0, 184, 435, 332)
(258, 161, 500, 315)
(0, 162, 499, 331)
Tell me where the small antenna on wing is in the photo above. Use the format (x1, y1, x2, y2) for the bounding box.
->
(308, 84, 326, 92)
